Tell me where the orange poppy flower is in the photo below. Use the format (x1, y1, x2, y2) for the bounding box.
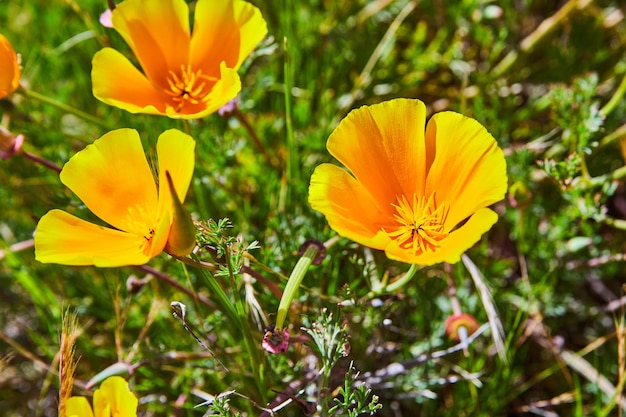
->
(0, 33, 21, 99)
(35, 128, 196, 267)
(309, 98, 507, 266)
(92, 0, 267, 119)
(65, 376, 138, 417)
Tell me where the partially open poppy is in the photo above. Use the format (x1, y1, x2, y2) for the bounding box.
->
(35, 128, 196, 267)
(91, 0, 267, 119)
(309, 98, 507, 265)
(0, 33, 21, 99)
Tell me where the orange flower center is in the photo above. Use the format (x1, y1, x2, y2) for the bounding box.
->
(387, 193, 449, 255)
(165, 65, 217, 112)
(122, 204, 156, 254)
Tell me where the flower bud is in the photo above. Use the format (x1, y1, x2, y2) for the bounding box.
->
(444, 313, 479, 341)
(0, 127, 24, 159)
(164, 171, 196, 257)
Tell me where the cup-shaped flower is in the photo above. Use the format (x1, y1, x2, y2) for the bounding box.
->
(65, 376, 137, 417)
(34, 128, 196, 267)
(91, 0, 267, 119)
(309, 98, 507, 266)
(0, 33, 20, 99)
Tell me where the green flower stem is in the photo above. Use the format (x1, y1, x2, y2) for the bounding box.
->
(19, 87, 112, 131)
(181, 119, 192, 136)
(171, 254, 217, 271)
(223, 249, 266, 403)
(447, 272, 470, 356)
(598, 122, 626, 149)
(189, 255, 239, 325)
(275, 245, 318, 331)
(233, 108, 273, 167)
(383, 263, 418, 293)
(490, 0, 592, 78)
(600, 70, 626, 117)
(174, 253, 266, 403)
(283, 36, 298, 210)
(600, 217, 626, 231)
(579, 164, 626, 190)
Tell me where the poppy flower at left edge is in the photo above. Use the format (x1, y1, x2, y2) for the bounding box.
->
(0, 33, 21, 99)
(34, 128, 196, 267)
(91, 0, 268, 119)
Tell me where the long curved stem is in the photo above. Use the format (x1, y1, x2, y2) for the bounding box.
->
(384, 263, 418, 292)
(20, 87, 112, 131)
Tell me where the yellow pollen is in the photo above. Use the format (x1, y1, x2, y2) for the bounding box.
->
(165, 65, 217, 112)
(386, 193, 449, 255)
(122, 204, 156, 254)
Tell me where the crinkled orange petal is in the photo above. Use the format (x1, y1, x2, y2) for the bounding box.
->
(93, 377, 138, 417)
(189, 0, 266, 75)
(425, 112, 507, 229)
(163, 62, 241, 119)
(66, 396, 95, 417)
(156, 129, 195, 222)
(0, 34, 20, 99)
(384, 208, 498, 265)
(92, 48, 170, 115)
(34, 210, 152, 267)
(111, 0, 189, 89)
(309, 163, 393, 250)
(189, 0, 240, 78)
(326, 99, 427, 214)
(59, 128, 158, 232)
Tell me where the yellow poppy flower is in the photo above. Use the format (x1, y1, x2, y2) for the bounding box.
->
(309, 98, 507, 266)
(65, 376, 138, 417)
(0, 33, 20, 99)
(92, 0, 267, 119)
(34, 128, 196, 267)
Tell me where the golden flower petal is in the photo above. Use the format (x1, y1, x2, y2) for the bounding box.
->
(232, 0, 268, 69)
(66, 396, 95, 417)
(60, 129, 158, 232)
(111, 0, 190, 89)
(155, 129, 196, 222)
(92, 48, 170, 115)
(34, 210, 153, 267)
(424, 112, 507, 229)
(326, 99, 428, 211)
(190, 0, 240, 78)
(0, 33, 20, 99)
(93, 376, 138, 417)
(189, 0, 267, 75)
(384, 208, 498, 265)
(309, 163, 393, 250)
(92, 0, 261, 118)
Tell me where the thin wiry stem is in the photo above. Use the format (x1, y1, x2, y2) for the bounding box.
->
(233, 108, 273, 167)
(22, 151, 62, 173)
(135, 264, 217, 310)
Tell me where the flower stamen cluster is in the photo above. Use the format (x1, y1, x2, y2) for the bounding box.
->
(165, 65, 217, 111)
(388, 194, 450, 255)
